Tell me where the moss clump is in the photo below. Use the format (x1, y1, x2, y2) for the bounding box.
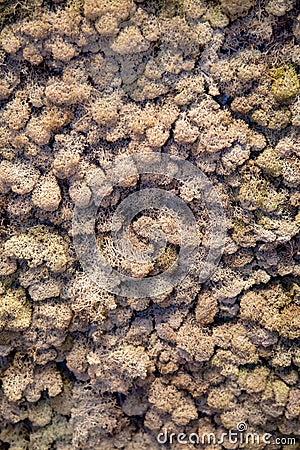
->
(270, 65, 300, 103)
(255, 147, 283, 177)
(66, 0, 85, 15)
(4, 225, 69, 273)
(0, 0, 42, 27)
(205, 6, 229, 28)
(154, 245, 178, 272)
(146, 0, 184, 18)
(219, 0, 254, 18)
(0, 287, 32, 331)
(239, 176, 286, 212)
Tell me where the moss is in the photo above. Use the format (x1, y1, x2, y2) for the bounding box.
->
(238, 366, 270, 394)
(4, 225, 69, 273)
(0, 287, 32, 331)
(29, 414, 71, 450)
(205, 6, 229, 28)
(148, 0, 184, 18)
(255, 147, 283, 177)
(0, 0, 300, 445)
(66, 0, 85, 15)
(154, 245, 178, 272)
(232, 218, 256, 246)
(239, 177, 286, 212)
(240, 284, 300, 340)
(207, 387, 235, 410)
(252, 106, 291, 130)
(219, 0, 254, 18)
(270, 65, 300, 103)
(272, 380, 290, 406)
(0, 0, 42, 28)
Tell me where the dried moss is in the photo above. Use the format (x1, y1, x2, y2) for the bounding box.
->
(0, 0, 42, 27)
(270, 65, 300, 103)
(0, 0, 299, 448)
(0, 287, 32, 331)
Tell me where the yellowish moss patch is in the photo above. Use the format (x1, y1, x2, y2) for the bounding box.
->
(270, 65, 300, 103)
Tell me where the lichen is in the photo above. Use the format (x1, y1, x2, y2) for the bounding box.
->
(0, 0, 299, 448)
(4, 225, 70, 273)
(270, 65, 300, 103)
(0, 288, 32, 331)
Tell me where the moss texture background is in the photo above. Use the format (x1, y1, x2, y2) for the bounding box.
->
(0, 0, 300, 448)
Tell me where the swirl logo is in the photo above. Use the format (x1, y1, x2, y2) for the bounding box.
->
(72, 152, 226, 298)
(237, 422, 248, 432)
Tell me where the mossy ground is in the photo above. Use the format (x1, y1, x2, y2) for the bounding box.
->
(0, 0, 300, 448)
(0, 0, 42, 27)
